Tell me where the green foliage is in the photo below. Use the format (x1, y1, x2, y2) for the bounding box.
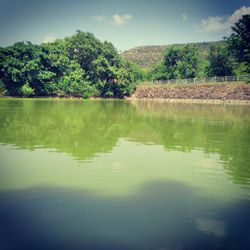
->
(164, 45, 200, 79)
(19, 83, 35, 97)
(150, 63, 167, 80)
(121, 42, 223, 69)
(150, 45, 200, 80)
(146, 15, 250, 81)
(123, 16, 250, 81)
(227, 14, 250, 72)
(206, 44, 234, 76)
(233, 62, 249, 76)
(0, 31, 140, 98)
(163, 46, 181, 79)
(114, 61, 138, 98)
(1, 16, 248, 95)
(197, 60, 209, 78)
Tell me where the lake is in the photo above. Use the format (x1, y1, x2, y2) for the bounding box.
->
(0, 98, 250, 250)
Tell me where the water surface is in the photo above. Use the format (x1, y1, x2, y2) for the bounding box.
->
(0, 99, 250, 250)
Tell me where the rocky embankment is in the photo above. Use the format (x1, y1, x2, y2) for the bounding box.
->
(132, 83, 250, 103)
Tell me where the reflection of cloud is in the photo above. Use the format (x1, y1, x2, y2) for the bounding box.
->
(112, 161, 124, 173)
(196, 218, 226, 237)
(42, 35, 56, 43)
(198, 6, 250, 32)
(195, 157, 222, 171)
(113, 14, 132, 26)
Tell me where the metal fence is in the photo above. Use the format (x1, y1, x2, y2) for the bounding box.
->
(142, 75, 250, 85)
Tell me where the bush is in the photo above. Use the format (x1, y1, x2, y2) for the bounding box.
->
(19, 83, 35, 97)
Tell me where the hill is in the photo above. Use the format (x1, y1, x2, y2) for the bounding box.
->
(121, 41, 224, 68)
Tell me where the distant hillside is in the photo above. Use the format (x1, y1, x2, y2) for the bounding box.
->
(121, 41, 224, 68)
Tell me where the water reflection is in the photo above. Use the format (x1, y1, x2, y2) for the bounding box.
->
(1, 181, 250, 250)
(0, 140, 238, 197)
(0, 99, 249, 185)
(0, 99, 250, 250)
(196, 218, 226, 237)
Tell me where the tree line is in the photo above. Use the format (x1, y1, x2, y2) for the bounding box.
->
(148, 14, 250, 81)
(0, 31, 142, 98)
(0, 15, 249, 98)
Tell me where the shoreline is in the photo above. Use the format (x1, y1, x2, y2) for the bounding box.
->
(1, 96, 250, 105)
(127, 97, 250, 105)
(1, 82, 250, 105)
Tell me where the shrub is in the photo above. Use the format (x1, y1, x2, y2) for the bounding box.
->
(19, 83, 35, 97)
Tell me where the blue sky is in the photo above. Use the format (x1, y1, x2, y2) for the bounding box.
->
(0, 0, 249, 51)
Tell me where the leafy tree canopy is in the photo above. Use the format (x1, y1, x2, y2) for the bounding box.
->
(227, 14, 250, 69)
(0, 31, 140, 98)
(206, 44, 234, 77)
(151, 45, 200, 80)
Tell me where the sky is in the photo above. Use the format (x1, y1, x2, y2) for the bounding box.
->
(0, 0, 250, 51)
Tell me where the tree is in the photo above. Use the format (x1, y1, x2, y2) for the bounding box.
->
(150, 63, 167, 80)
(206, 44, 234, 76)
(0, 42, 43, 95)
(113, 60, 138, 98)
(227, 14, 250, 73)
(66, 31, 102, 77)
(0, 31, 139, 98)
(162, 45, 200, 79)
(163, 46, 182, 79)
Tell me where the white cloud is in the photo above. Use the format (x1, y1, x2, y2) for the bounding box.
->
(228, 6, 250, 25)
(112, 14, 132, 26)
(198, 6, 250, 32)
(199, 16, 227, 32)
(42, 35, 57, 43)
(182, 13, 187, 21)
(95, 15, 105, 22)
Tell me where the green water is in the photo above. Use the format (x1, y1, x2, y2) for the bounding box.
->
(0, 99, 250, 250)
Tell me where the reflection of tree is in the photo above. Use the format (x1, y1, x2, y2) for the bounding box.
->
(0, 99, 249, 184)
(219, 128, 250, 185)
(0, 100, 135, 160)
(131, 101, 250, 185)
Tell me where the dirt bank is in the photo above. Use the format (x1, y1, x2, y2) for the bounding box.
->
(132, 83, 250, 103)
